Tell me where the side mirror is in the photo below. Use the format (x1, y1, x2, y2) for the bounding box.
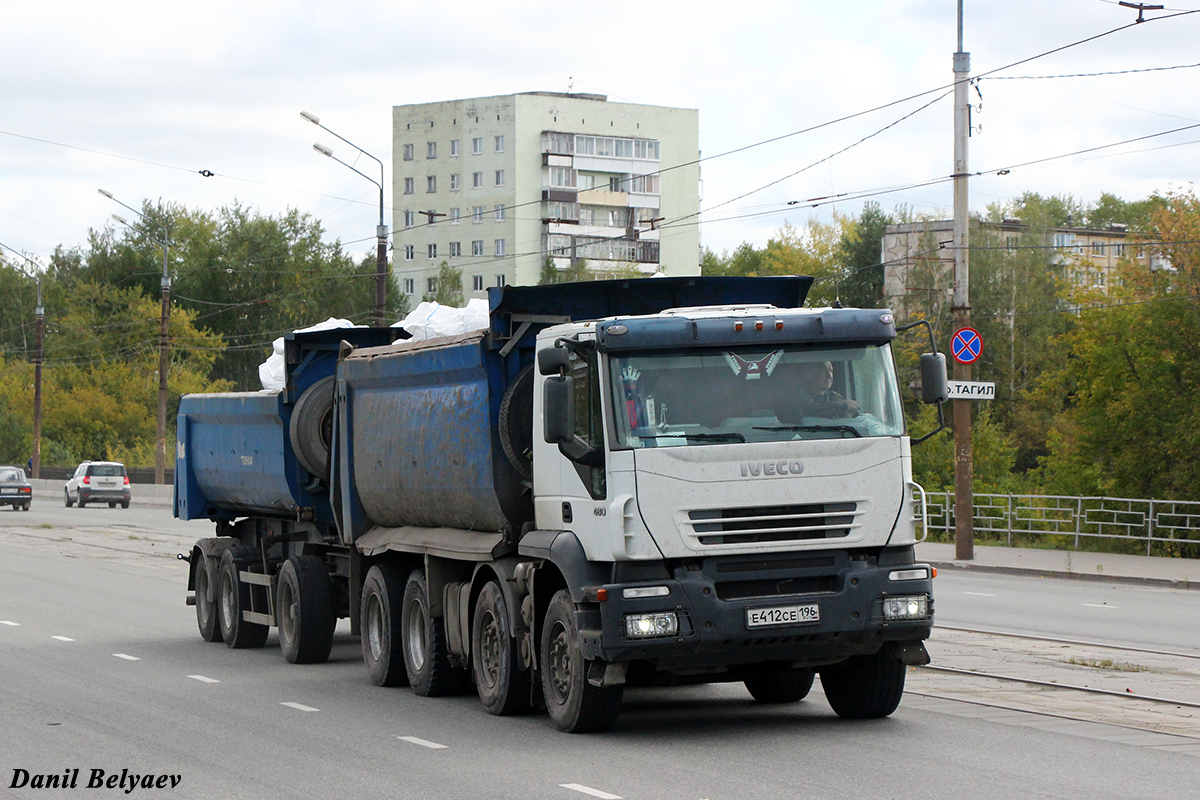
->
(920, 353, 949, 405)
(538, 346, 570, 376)
(543, 376, 574, 444)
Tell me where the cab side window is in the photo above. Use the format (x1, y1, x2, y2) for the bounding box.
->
(568, 350, 606, 500)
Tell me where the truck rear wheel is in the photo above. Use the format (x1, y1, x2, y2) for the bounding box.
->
(472, 580, 532, 716)
(402, 570, 466, 696)
(819, 647, 905, 719)
(361, 564, 409, 687)
(194, 553, 221, 643)
(540, 590, 623, 733)
(218, 547, 269, 649)
(744, 667, 814, 703)
(276, 555, 336, 664)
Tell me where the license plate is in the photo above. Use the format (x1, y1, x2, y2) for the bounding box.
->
(746, 603, 820, 629)
(0, 488, 16, 495)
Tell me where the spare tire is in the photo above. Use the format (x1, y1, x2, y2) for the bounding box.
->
(290, 375, 336, 478)
(498, 364, 535, 482)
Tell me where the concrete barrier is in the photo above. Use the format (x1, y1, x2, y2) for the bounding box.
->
(30, 478, 173, 506)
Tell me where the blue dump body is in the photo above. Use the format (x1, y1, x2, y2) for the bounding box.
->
(175, 327, 402, 522)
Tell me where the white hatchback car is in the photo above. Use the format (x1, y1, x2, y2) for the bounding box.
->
(65, 461, 132, 508)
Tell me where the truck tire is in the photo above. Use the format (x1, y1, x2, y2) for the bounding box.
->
(472, 580, 532, 716)
(401, 570, 466, 696)
(744, 667, 814, 703)
(276, 555, 336, 664)
(194, 554, 222, 643)
(498, 364, 535, 481)
(540, 590, 623, 733)
(218, 547, 269, 649)
(361, 564, 409, 687)
(290, 376, 336, 478)
(819, 647, 906, 719)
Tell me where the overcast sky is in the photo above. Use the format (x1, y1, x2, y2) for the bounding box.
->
(3, 0, 1199, 274)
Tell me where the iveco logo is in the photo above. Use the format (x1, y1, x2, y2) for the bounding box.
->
(741, 460, 804, 477)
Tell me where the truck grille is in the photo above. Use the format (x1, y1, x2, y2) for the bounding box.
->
(684, 502, 860, 546)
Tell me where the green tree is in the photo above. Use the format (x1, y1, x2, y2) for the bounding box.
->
(837, 201, 891, 308)
(428, 261, 464, 305)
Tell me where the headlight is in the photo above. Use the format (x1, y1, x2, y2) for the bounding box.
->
(881, 595, 931, 621)
(624, 612, 678, 639)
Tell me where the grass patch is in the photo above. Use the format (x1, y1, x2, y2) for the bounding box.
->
(1064, 657, 1149, 672)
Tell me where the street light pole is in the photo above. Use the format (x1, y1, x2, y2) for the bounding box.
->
(99, 189, 171, 486)
(301, 111, 389, 326)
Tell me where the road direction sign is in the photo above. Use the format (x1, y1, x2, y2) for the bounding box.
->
(951, 327, 983, 364)
(947, 380, 995, 400)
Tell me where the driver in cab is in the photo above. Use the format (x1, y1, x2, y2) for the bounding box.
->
(797, 360, 859, 419)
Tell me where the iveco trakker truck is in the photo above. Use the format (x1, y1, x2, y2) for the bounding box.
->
(175, 276, 947, 732)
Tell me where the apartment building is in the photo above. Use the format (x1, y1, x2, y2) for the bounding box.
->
(392, 92, 700, 299)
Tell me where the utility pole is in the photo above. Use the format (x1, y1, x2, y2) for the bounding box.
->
(952, 0, 975, 560)
(32, 280, 44, 480)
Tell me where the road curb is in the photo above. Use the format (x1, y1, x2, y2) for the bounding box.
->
(927, 559, 1198, 591)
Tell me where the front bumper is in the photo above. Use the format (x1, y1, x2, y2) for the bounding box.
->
(580, 550, 933, 671)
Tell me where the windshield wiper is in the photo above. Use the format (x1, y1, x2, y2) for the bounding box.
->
(754, 425, 862, 439)
(638, 432, 747, 443)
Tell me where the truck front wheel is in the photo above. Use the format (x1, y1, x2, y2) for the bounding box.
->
(276, 555, 336, 664)
(819, 646, 906, 719)
(401, 570, 465, 696)
(194, 553, 221, 643)
(540, 590, 623, 733)
(218, 547, 269, 649)
(361, 564, 409, 687)
(472, 581, 532, 716)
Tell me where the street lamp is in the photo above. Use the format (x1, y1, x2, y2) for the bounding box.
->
(98, 189, 172, 486)
(0, 244, 44, 479)
(300, 111, 389, 327)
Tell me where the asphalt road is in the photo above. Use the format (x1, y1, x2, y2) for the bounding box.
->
(1, 505, 1197, 799)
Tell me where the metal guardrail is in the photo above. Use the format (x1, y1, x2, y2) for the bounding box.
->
(920, 492, 1200, 556)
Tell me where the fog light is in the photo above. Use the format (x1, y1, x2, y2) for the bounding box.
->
(881, 595, 930, 621)
(622, 585, 670, 599)
(888, 567, 930, 582)
(624, 612, 678, 639)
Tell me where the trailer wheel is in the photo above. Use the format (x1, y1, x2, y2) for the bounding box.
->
(290, 375, 336, 478)
(277, 555, 336, 664)
(218, 547, 269, 649)
(498, 364, 535, 481)
(541, 590, 623, 733)
(744, 667, 814, 703)
(819, 646, 906, 719)
(194, 553, 222, 643)
(401, 570, 466, 696)
(361, 564, 409, 687)
(472, 580, 532, 716)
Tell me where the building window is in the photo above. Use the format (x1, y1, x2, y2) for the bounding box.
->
(450, 174, 460, 191)
(427, 277, 438, 294)
(403, 278, 415, 294)
(450, 207, 460, 225)
(427, 244, 437, 259)
(1114, 243, 1126, 257)
(495, 274, 506, 287)
(472, 171, 483, 189)
(404, 245, 415, 261)
(1092, 241, 1105, 256)
(473, 206, 484, 223)
(495, 170, 505, 187)
(494, 204, 506, 221)
(449, 241, 461, 258)
(628, 174, 660, 194)
(427, 176, 437, 193)
(403, 144, 414, 161)
(404, 178, 414, 195)
(450, 139, 460, 157)
(494, 239, 506, 257)
(473, 275, 484, 291)
(472, 137, 483, 155)
(494, 135, 505, 153)
(472, 240, 484, 256)
(404, 211, 416, 227)
(427, 142, 437, 159)
(549, 167, 576, 188)
(1005, 235, 1018, 253)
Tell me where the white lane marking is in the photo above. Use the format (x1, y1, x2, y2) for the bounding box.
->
(397, 736, 448, 749)
(52, 636, 75, 642)
(1082, 603, 1118, 609)
(1, 620, 19, 626)
(559, 785, 622, 800)
(113, 653, 140, 661)
(188, 675, 220, 683)
(280, 702, 319, 712)
(964, 592, 996, 597)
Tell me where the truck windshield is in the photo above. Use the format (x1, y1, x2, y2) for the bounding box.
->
(608, 343, 905, 448)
